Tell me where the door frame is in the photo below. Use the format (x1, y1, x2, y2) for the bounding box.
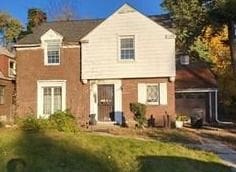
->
(90, 80, 122, 123)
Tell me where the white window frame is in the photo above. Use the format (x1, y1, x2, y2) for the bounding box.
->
(118, 35, 135, 61)
(146, 83, 160, 105)
(8, 59, 16, 77)
(37, 80, 66, 118)
(44, 40, 61, 66)
(0, 85, 5, 105)
(138, 83, 168, 106)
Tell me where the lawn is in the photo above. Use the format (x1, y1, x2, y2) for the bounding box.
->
(0, 128, 231, 172)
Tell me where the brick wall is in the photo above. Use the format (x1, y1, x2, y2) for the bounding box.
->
(16, 47, 89, 124)
(122, 78, 175, 126)
(0, 79, 15, 121)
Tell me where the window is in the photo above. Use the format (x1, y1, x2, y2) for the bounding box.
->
(138, 83, 167, 105)
(46, 40, 61, 65)
(9, 60, 16, 77)
(37, 80, 66, 118)
(120, 36, 135, 60)
(43, 87, 62, 115)
(146, 85, 159, 104)
(0, 86, 4, 104)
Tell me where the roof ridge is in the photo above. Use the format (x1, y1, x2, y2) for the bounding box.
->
(44, 18, 104, 24)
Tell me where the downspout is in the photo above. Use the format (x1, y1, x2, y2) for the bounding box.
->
(214, 90, 234, 125)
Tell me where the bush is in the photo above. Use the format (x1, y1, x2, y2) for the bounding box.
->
(20, 116, 42, 132)
(130, 102, 146, 128)
(49, 110, 78, 133)
(19, 110, 78, 133)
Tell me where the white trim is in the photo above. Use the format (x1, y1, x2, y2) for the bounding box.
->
(8, 59, 16, 78)
(16, 45, 80, 51)
(176, 88, 218, 93)
(37, 80, 66, 118)
(89, 80, 122, 123)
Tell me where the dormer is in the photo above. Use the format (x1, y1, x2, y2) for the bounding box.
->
(40, 29, 63, 66)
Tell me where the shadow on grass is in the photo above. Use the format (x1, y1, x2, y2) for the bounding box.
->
(137, 156, 230, 172)
(6, 131, 119, 172)
(145, 129, 201, 145)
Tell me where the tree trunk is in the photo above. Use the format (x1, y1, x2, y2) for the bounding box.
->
(228, 20, 236, 73)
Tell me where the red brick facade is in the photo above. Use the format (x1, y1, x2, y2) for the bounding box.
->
(16, 47, 175, 126)
(16, 47, 89, 123)
(0, 54, 15, 122)
(122, 78, 175, 126)
(0, 79, 15, 120)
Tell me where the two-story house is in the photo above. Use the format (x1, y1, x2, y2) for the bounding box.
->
(0, 47, 16, 122)
(16, 4, 176, 126)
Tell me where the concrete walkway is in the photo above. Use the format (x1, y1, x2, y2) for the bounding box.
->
(195, 137, 236, 171)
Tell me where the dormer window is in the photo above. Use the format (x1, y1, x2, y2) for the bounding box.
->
(41, 29, 63, 66)
(119, 36, 135, 60)
(46, 40, 61, 65)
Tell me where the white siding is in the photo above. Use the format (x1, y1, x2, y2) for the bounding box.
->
(81, 4, 175, 80)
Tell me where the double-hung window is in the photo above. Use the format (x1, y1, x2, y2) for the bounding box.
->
(120, 36, 135, 60)
(46, 40, 61, 65)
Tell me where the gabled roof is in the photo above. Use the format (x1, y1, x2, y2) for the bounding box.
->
(176, 62, 217, 90)
(18, 19, 103, 44)
(17, 15, 174, 45)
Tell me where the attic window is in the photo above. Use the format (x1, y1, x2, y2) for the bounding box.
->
(45, 40, 61, 65)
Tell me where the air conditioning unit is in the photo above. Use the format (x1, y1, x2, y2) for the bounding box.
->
(180, 55, 190, 65)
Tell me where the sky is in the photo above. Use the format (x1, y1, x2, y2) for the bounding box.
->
(0, 0, 165, 27)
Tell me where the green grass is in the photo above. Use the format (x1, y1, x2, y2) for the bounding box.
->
(0, 128, 230, 172)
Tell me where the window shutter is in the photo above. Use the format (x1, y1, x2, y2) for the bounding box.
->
(138, 83, 146, 104)
(160, 83, 168, 105)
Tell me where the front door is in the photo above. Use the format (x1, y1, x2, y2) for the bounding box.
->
(98, 84, 114, 122)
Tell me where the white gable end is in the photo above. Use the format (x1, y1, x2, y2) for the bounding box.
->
(41, 29, 63, 42)
(81, 4, 176, 80)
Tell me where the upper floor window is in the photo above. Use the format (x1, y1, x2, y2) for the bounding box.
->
(9, 60, 16, 77)
(45, 40, 61, 65)
(120, 36, 135, 60)
(0, 86, 5, 104)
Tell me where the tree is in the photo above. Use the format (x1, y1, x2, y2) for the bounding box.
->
(0, 12, 22, 45)
(162, 0, 236, 71)
(27, 8, 47, 32)
(46, 0, 79, 21)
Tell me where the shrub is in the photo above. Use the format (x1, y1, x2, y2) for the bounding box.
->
(49, 110, 78, 133)
(18, 110, 78, 133)
(130, 102, 146, 128)
(20, 116, 41, 132)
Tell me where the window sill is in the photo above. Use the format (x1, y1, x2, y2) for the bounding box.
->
(44, 63, 60, 66)
(118, 59, 135, 63)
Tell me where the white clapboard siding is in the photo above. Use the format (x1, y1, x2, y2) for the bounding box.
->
(138, 83, 146, 104)
(81, 4, 175, 80)
(160, 83, 168, 105)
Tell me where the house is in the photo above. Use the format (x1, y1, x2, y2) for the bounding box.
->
(0, 47, 16, 122)
(175, 56, 218, 123)
(15, 4, 176, 126)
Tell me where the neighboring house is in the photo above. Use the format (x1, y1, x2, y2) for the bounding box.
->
(0, 47, 16, 122)
(175, 56, 218, 123)
(15, 4, 176, 126)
